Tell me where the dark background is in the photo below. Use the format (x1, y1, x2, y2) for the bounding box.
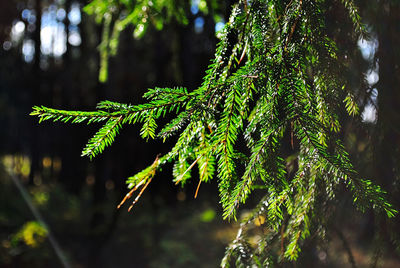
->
(0, 0, 399, 267)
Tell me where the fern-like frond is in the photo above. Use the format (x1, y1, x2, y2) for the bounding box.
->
(30, 106, 112, 124)
(81, 116, 122, 159)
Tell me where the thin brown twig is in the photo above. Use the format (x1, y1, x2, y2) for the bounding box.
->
(117, 179, 145, 209)
(117, 154, 160, 210)
(194, 179, 202, 199)
(238, 42, 248, 65)
(128, 177, 153, 212)
(175, 154, 203, 185)
(195, 160, 209, 199)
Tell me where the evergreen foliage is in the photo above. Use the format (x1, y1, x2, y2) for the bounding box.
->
(31, 0, 397, 265)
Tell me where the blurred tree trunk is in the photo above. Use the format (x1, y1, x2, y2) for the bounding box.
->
(375, 1, 400, 189)
(373, 0, 400, 249)
(63, 0, 72, 63)
(29, 0, 42, 185)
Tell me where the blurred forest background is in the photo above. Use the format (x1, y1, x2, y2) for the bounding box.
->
(0, 0, 399, 267)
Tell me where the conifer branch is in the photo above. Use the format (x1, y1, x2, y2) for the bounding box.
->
(31, 0, 397, 265)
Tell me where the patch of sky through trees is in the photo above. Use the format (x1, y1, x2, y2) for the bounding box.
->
(358, 36, 379, 123)
(6, 1, 81, 66)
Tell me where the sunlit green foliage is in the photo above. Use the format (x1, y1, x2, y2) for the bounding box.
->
(84, 0, 191, 82)
(31, 0, 397, 265)
(11, 221, 48, 248)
